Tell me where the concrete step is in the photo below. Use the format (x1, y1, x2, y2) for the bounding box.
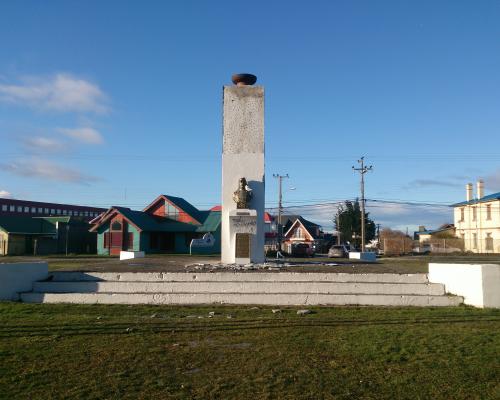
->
(20, 292, 463, 307)
(33, 281, 446, 296)
(48, 271, 430, 284)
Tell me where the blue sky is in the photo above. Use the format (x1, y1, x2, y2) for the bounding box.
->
(1, 0, 499, 231)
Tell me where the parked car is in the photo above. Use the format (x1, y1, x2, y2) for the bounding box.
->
(328, 245, 350, 258)
(291, 243, 314, 257)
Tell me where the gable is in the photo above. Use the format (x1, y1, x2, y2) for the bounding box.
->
(90, 209, 142, 233)
(143, 195, 201, 225)
(284, 219, 314, 241)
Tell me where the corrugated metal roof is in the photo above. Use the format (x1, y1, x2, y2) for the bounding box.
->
(451, 191, 500, 207)
(196, 211, 221, 232)
(0, 216, 57, 235)
(115, 207, 198, 233)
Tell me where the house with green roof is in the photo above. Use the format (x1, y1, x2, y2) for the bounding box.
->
(90, 195, 221, 255)
(0, 216, 97, 256)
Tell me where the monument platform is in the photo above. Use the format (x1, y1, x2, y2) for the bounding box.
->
(21, 271, 462, 307)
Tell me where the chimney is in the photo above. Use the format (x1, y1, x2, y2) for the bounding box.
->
(477, 180, 484, 199)
(466, 183, 473, 201)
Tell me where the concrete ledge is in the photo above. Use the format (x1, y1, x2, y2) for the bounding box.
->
(49, 271, 430, 284)
(428, 263, 500, 308)
(33, 281, 446, 296)
(120, 251, 145, 261)
(0, 262, 48, 301)
(21, 292, 462, 307)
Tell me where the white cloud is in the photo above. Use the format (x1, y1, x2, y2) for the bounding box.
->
(0, 74, 109, 113)
(59, 127, 104, 144)
(484, 169, 500, 192)
(0, 190, 12, 198)
(23, 136, 67, 152)
(406, 179, 459, 189)
(1, 159, 99, 185)
(367, 203, 450, 232)
(59, 128, 104, 144)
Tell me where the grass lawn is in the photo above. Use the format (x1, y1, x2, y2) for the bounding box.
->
(1, 303, 499, 399)
(2, 253, 500, 273)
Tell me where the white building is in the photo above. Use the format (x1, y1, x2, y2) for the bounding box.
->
(453, 180, 500, 253)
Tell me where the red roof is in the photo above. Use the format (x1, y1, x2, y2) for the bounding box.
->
(210, 205, 222, 211)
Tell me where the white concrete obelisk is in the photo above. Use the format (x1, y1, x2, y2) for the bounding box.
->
(221, 74, 265, 264)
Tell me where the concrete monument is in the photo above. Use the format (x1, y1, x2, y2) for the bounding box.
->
(221, 74, 265, 264)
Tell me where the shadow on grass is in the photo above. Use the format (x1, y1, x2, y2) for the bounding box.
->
(1, 314, 499, 338)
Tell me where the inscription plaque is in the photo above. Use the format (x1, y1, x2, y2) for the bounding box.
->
(235, 233, 251, 258)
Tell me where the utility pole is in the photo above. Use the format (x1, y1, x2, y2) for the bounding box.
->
(376, 223, 381, 253)
(273, 173, 289, 252)
(352, 157, 373, 252)
(336, 212, 341, 245)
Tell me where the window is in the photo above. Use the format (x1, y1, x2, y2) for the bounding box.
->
(294, 227, 303, 239)
(111, 221, 122, 231)
(485, 233, 493, 251)
(51, 209, 55, 214)
(1, 205, 7, 212)
(473, 233, 477, 249)
(38, 208, 43, 213)
(44, 208, 49, 214)
(17, 206, 22, 212)
(24, 207, 29, 213)
(166, 202, 179, 220)
(69, 210, 73, 216)
(486, 204, 492, 220)
(460, 208, 464, 221)
(56, 209, 61, 215)
(85, 211, 89, 217)
(31, 207, 36, 213)
(472, 207, 477, 221)
(63, 210, 67, 215)
(10, 205, 15, 212)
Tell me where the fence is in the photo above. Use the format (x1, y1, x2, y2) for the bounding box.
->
(382, 237, 500, 255)
(381, 238, 416, 256)
(423, 238, 465, 253)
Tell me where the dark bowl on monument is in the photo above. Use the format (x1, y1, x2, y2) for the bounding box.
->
(232, 73, 257, 86)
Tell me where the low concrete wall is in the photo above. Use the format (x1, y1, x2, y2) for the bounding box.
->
(0, 262, 48, 301)
(120, 251, 145, 261)
(428, 263, 500, 308)
(349, 252, 377, 262)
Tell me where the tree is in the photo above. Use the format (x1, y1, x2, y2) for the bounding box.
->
(379, 228, 414, 255)
(334, 199, 376, 248)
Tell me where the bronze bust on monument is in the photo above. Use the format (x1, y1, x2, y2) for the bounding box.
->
(233, 177, 253, 209)
(233, 177, 253, 259)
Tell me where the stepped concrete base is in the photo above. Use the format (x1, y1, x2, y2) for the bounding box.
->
(20, 271, 463, 307)
(33, 281, 446, 296)
(429, 263, 500, 308)
(21, 292, 462, 307)
(48, 272, 430, 284)
(0, 262, 48, 301)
